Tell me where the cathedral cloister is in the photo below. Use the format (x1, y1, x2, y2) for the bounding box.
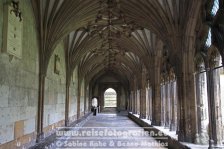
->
(0, 0, 224, 149)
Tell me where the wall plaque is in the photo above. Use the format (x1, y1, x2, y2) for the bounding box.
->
(3, 3, 23, 59)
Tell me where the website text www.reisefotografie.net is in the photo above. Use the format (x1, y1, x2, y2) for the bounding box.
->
(52, 127, 169, 148)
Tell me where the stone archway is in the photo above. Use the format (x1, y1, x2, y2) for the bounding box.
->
(104, 88, 117, 108)
(98, 83, 123, 112)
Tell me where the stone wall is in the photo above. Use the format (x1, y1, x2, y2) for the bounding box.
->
(0, 0, 80, 148)
(43, 41, 66, 135)
(69, 67, 78, 123)
(0, 0, 39, 147)
(0, 0, 3, 48)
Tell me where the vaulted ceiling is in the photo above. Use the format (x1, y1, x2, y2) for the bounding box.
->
(31, 0, 223, 88)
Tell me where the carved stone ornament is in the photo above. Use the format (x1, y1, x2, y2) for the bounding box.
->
(10, 0, 22, 22)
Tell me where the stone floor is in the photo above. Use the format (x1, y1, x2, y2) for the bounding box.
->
(32, 111, 167, 149)
(52, 112, 165, 149)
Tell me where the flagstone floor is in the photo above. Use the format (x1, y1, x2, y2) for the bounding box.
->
(55, 112, 166, 149)
(31, 111, 167, 149)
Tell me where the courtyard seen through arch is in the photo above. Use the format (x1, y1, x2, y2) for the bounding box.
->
(104, 88, 117, 108)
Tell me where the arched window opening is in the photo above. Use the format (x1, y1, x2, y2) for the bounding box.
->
(92, 98, 98, 107)
(104, 88, 117, 108)
(206, 0, 219, 47)
(211, 0, 219, 16)
(206, 28, 212, 47)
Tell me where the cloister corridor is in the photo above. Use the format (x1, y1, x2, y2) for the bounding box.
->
(0, 0, 224, 149)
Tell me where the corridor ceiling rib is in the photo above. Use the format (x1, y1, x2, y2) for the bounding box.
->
(119, 0, 202, 52)
(31, 0, 203, 87)
(31, 0, 100, 74)
(80, 52, 135, 82)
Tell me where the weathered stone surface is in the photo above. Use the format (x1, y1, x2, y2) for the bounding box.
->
(0, 123, 14, 144)
(0, 0, 3, 49)
(24, 118, 36, 135)
(27, 89, 38, 107)
(0, 108, 10, 124)
(14, 120, 24, 139)
(0, 0, 67, 147)
(0, 85, 9, 107)
(8, 87, 28, 107)
(57, 93, 65, 104)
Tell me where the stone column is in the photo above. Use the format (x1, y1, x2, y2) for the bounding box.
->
(175, 80, 179, 135)
(207, 68, 222, 147)
(152, 82, 162, 126)
(88, 84, 93, 112)
(195, 72, 209, 144)
(145, 88, 149, 119)
(195, 72, 201, 143)
(150, 49, 162, 125)
(132, 91, 137, 114)
(36, 73, 46, 143)
(65, 83, 70, 126)
(212, 69, 222, 145)
(170, 81, 177, 131)
(165, 82, 171, 128)
(133, 78, 138, 114)
(117, 87, 121, 112)
(137, 90, 140, 115)
(134, 91, 137, 114)
(176, 71, 197, 143)
(174, 81, 178, 132)
(149, 88, 153, 121)
(172, 42, 198, 142)
(133, 91, 136, 114)
(160, 84, 165, 126)
(129, 92, 132, 112)
(150, 42, 162, 126)
(85, 86, 89, 113)
(176, 73, 186, 141)
(131, 91, 135, 113)
(77, 79, 81, 119)
(207, 68, 216, 147)
(140, 88, 147, 119)
(140, 68, 147, 119)
(83, 84, 87, 115)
